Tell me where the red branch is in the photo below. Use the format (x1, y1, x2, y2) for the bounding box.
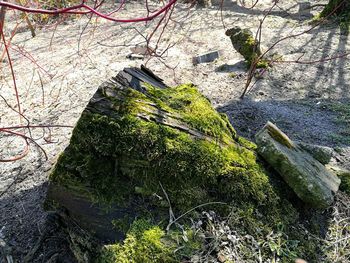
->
(0, 0, 179, 162)
(0, 128, 30, 162)
(0, 0, 178, 22)
(1, 25, 21, 117)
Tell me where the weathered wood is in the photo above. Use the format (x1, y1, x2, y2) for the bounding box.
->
(256, 121, 341, 209)
(46, 184, 133, 241)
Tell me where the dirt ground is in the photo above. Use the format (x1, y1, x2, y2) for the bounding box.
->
(0, 0, 349, 262)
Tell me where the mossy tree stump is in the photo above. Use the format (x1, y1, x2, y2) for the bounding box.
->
(45, 67, 312, 262)
(225, 27, 269, 68)
(321, 0, 350, 17)
(321, 0, 350, 33)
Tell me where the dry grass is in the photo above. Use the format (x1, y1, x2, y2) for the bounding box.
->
(321, 193, 350, 263)
(184, 192, 350, 263)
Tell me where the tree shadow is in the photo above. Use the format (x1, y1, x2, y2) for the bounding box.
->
(220, 1, 314, 21)
(0, 182, 76, 263)
(248, 18, 350, 107)
(215, 60, 247, 72)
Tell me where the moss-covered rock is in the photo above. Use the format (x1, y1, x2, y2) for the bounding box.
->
(255, 122, 340, 209)
(48, 72, 285, 213)
(326, 165, 350, 194)
(225, 27, 268, 68)
(298, 142, 333, 165)
(45, 68, 321, 262)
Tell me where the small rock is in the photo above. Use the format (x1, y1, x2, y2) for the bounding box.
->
(298, 142, 333, 165)
(192, 51, 220, 65)
(326, 164, 350, 194)
(326, 164, 350, 176)
(126, 53, 144, 60)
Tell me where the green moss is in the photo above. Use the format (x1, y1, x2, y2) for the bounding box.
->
(97, 219, 203, 263)
(240, 33, 259, 64)
(311, 13, 322, 24)
(225, 27, 270, 69)
(228, 72, 237, 78)
(97, 219, 175, 263)
(321, 0, 350, 18)
(338, 172, 350, 194)
(143, 84, 237, 142)
(237, 136, 257, 150)
(255, 59, 270, 69)
(241, 42, 269, 69)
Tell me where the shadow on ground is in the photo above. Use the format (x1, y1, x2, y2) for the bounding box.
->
(0, 182, 76, 263)
(218, 97, 350, 148)
(219, 1, 314, 21)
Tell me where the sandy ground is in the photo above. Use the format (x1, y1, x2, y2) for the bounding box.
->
(0, 0, 349, 261)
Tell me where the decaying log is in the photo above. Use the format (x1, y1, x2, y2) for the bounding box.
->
(256, 122, 340, 209)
